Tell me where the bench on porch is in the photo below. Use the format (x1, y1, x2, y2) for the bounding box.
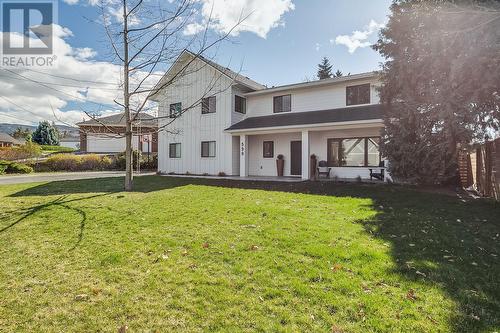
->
(369, 161, 385, 181)
(317, 160, 331, 179)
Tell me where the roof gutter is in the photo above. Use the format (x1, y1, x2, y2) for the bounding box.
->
(244, 72, 379, 97)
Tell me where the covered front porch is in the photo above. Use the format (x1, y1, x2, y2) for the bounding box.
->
(232, 122, 387, 181)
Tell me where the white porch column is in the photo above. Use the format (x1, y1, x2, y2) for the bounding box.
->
(239, 134, 248, 177)
(301, 130, 310, 180)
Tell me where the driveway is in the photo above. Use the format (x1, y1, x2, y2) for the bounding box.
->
(0, 171, 156, 185)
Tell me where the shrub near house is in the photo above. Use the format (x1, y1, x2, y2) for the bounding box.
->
(38, 154, 113, 172)
(0, 160, 33, 174)
(0, 142, 42, 161)
(34, 152, 157, 172)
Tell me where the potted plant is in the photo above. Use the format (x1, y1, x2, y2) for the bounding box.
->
(310, 154, 317, 180)
(276, 154, 284, 176)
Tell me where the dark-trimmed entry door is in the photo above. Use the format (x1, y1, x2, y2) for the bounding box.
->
(290, 141, 302, 176)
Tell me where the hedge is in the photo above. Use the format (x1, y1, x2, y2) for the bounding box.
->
(0, 160, 34, 174)
(0, 142, 42, 161)
(37, 154, 113, 172)
(41, 145, 76, 153)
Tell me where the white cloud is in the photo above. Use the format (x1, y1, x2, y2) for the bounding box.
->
(73, 47, 97, 60)
(184, 22, 206, 36)
(332, 19, 385, 54)
(108, 5, 141, 27)
(0, 25, 158, 126)
(315, 42, 321, 52)
(185, 0, 295, 39)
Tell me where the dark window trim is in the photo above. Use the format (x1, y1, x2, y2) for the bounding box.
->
(169, 143, 181, 158)
(201, 96, 216, 114)
(327, 136, 381, 167)
(201, 141, 216, 158)
(346, 84, 371, 106)
(263, 141, 274, 158)
(170, 102, 182, 118)
(273, 94, 292, 113)
(234, 95, 246, 114)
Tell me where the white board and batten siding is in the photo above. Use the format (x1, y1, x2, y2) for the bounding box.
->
(157, 58, 239, 175)
(246, 78, 380, 117)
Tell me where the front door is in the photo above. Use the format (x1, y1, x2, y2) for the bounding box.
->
(290, 141, 302, 176)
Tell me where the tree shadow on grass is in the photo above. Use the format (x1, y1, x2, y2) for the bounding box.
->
(1, 193, 109, 251)
(354, 190, 500, 332)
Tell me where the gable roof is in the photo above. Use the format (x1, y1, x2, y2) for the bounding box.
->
(149, 50, 265, 101)
(225, 104, 383, 132)
(76, 112, 157, 127)
(0, 132, 22, 144)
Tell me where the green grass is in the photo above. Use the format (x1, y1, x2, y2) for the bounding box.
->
(41, 145, 76, 154)
(0, 177, 498, 332)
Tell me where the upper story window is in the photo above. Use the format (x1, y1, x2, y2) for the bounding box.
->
(346, 84, 370, 106)
(201, 141, 216, 157)
(202, 96, 216, 114)
(169, 102, 182, 118)
(235, 95, 246, 114)
(273, 94, 291, 113)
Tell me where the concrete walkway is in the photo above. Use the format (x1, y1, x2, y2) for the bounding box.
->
(0, 171, 156, 185)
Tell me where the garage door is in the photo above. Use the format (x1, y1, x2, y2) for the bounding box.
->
(86, 135, 139, 153)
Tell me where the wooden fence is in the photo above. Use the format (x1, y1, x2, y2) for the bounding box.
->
(459, 138, 499, 200)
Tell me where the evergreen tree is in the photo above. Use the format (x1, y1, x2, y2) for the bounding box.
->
(32, 121, 60, 145)
(317, 57, 333, 80)
(373, 0, 499, 184)
(334, 70, 343, 77)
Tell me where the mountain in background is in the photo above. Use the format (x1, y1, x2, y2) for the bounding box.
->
(0, 123, 79, 138)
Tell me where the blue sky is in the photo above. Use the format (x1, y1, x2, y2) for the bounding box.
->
(0, 0, 392, 125)
(59, 0, 391, 85)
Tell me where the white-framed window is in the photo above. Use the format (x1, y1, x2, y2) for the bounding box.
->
(202, 96, 216, 114)
(169, 143, 181, 158)
(273, 94, 291, 113)
(201, 141, 216, 157)
(235, 95, 246, 114)
(169, 102, 182, 118)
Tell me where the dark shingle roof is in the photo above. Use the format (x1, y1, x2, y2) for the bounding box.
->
(0, 132, 22, 144)
(76, 112, 157, 127)
(226, 104, 383, 131)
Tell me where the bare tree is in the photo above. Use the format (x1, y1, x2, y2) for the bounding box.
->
(85, 0, 247, 190)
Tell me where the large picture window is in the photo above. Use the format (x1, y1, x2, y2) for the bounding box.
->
(235, 95, 246, 114)
(346, 84, 370, 106)
(263, 141, 274, 158)
(202, 96, 216, 114)
(327, 137, 380, 167)
(273, 94, 291, 113)
(170, 102, 182, 118)
(169, 143, 181, 158)
(201, 141, 216, 157)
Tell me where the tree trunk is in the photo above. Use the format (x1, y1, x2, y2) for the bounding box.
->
(123, 0, 133, 191)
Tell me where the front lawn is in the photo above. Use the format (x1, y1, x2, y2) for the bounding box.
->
(0, 177, 498, 332)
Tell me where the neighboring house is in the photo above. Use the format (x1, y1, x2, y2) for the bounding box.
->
(151, 50, 385, 180)
(0, 132, 22, 147)
(59, 137, 80, 150)
(76, 113, 158, 153)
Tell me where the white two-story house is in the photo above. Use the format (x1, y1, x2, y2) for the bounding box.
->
(151, 50, 385, 180)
